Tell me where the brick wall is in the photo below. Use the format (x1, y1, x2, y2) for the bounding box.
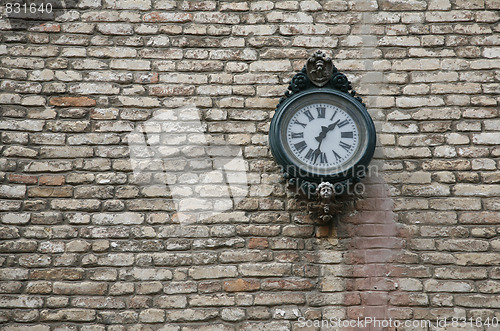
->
(1, 0, 499, 330)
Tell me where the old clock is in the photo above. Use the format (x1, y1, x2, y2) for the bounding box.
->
(269, 50, 376, 190)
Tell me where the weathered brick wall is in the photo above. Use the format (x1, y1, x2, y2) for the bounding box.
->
(1, 0, 499, 329)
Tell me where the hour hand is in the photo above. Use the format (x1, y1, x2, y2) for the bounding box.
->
(315, 127, 328, 142)
(315, 119, 340, 142)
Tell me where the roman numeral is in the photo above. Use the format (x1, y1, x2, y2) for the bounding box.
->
(332, 149, 341, 161)
(304, 110, 314, 122)
(291, 132, 304, 139)
(318, 152, 328, 164)
(330, 110, 338, 121)
(294, 141, 307, 153)
(338, 120, 349, 128)
(294, 120, 307, 128)
(305, 148, 315, 161)
(339, 141, 351, 151)
(316, 107, 325, 118)
(341, 131, 354, 139)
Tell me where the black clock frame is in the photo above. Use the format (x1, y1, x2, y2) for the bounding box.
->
(269, 61, 376, 195)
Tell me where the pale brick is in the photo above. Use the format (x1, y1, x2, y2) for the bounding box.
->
(166, 309, 218, 322)
(249, 60, 291, 72)
(393, 59, 440, 71)
(254, 293, 305, 306)
(110, 59, 151, 70)
(454, 184, 500, 197)
(379, 36, 420, 46)
(105, 0, 151, 10)
(250, 1, 274, 10)
(139, 309, 165, 323)
(0, 185, 26, 199)
(193, 12, 240, 24)
(233, 25, 277, 36)
(426, 10, 474, 22)
(0, 120, 44, 132)
(0, 296, 43, 308)
(396, 96, 445, 108)
(292, 36, 338, 48)
(473, 133, 500, 145)
(189, 266, 237, 279)
(88, 47, 137, 58)
(267, 11, 313, 23)
(239, 263, 291, 277)
(424, 280, 473, 292)
(40, 309, 96, 322)
(40, 146, 93, 158)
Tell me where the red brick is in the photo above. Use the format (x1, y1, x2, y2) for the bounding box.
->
(346, 249, 397, 264)
(343, 211, 397, 224)
(223, 279, 260, 292)
(39, 175, 65, 186)
(351, 264, 390, 278)
(360, 292, 390, 306)
(345, 292, 362, 306)
(347, 306, 388, 319)
(354, 278, 398, 291)
(30, 269, 84, 280)
(248, 238, 268, 249)
(7, 174, 38, 184)
(347, 306, 365, 319)
(199, 281, 222, 293)
(364, 306, 390, 319)
(355, 198, 395, 211)
(352, 237, 405, 249)
(363, 184, 391, 198)
(367, 249, 399, 263)
(49, 97, 96, 107)
(29, 23, 61, 32)
(354, 224, 399, 237)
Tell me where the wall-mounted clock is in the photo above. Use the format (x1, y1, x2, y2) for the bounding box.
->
(269, 50, 376, 199)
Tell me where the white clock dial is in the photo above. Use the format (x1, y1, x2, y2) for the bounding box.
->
(285, 103, 359, 170)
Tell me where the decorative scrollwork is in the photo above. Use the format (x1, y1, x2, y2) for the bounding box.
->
(277, 50, 363, 108)
(330, 72, 351, 93)
(290, 71, 310, 93)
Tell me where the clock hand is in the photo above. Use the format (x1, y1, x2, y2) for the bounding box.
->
(327, 120, 340, 132)
(313, 119, 340, 164)
(315, 126, 329, 142)
(315, 119, 340, 143)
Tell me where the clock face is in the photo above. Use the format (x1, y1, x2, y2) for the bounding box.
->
(286, 103, 359, 170)
(270, 89, 375, 182)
